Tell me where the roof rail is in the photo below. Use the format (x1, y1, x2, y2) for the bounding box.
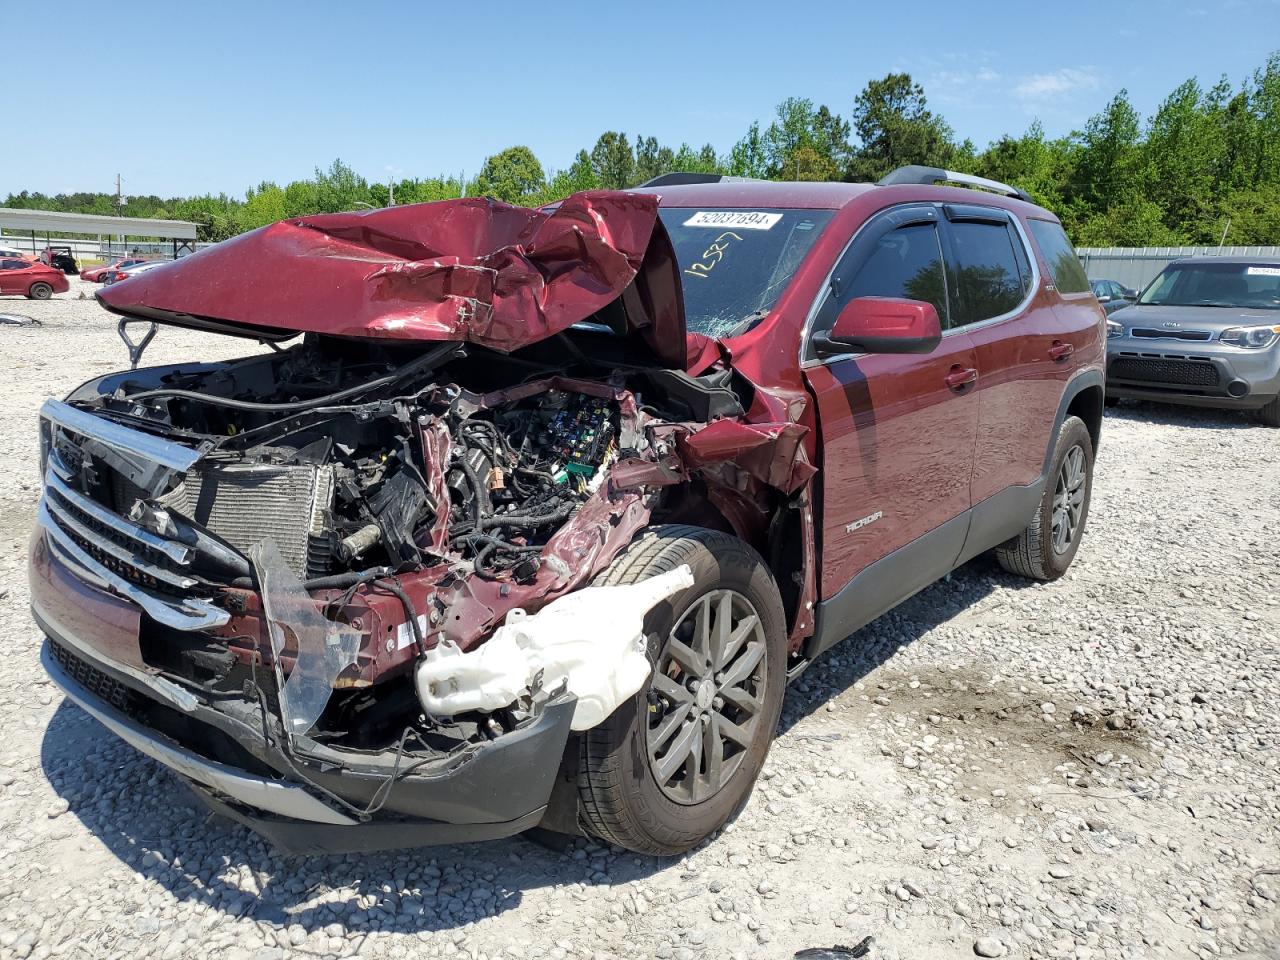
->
(635, 173, 764, 188)
(878, 165, 1032, 203)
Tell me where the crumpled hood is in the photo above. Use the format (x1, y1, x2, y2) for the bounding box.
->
(96, 190, 687, 367)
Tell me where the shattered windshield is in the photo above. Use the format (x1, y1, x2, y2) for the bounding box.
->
(658, 207, 834, 337)
(1139, 262, 1280, 309)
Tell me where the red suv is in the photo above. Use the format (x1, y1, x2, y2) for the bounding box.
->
(30, 167, 1104, 856)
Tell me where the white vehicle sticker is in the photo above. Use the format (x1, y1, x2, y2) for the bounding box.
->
(395, 614, 430, 651)
(683, 211, 781, 231)
(1246, 266, 1280, 276)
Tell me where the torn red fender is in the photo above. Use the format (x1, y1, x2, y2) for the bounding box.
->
(684, 332, 723, 377)
(677, 419, 816, 494)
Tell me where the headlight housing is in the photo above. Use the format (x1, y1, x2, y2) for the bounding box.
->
(1106, 319, 1124, 338)
(1220, 324, 1280, 349)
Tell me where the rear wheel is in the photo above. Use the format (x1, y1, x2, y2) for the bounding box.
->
(1258, 396, 1280, 428)
(576, 525, 786, 855)
(996, 415, 1094, 581)
(28, 282, 52, 300)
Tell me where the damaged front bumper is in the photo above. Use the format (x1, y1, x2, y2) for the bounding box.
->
(33, 537, 577, 854)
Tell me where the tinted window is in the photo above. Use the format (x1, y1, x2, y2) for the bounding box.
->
(658, 208, 834, 337)
(947, 221, 1028, 324)
(1028, 219, 1089, 294)
(1138, 261, 1280, 310)
(844, 223, 949, 327)
(0, 260, 26, 270)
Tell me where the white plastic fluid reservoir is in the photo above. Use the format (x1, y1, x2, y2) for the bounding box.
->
(415, 564, 695, 730)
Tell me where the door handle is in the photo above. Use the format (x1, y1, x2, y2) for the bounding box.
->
(945, 365, 979, 391)
(1049, 341, 1075, 362)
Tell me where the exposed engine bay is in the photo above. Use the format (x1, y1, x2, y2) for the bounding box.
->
(80, 341, 630, 571)
(43, 333, 774, 751)
(98, 340, 632, 585)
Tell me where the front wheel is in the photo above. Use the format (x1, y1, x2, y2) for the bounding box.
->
(996, 415, 1094, 581)
(28, 282, 53, 300)
(576, 525, 786, 855)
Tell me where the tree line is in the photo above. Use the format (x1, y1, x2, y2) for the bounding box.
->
(6, 53, 1278, 248)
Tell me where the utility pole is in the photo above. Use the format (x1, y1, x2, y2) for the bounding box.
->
(1218, 217, 1231, 248)
(388, 179, 395, 206)
(115, 174, 125, 250)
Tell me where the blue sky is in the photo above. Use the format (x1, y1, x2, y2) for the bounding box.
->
(4, 0, 1278, 198)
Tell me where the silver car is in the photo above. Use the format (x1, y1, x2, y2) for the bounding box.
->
(1106, 256, 1280, 426)
(103, 259, 173, 285)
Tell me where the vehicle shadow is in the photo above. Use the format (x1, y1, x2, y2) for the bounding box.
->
(1104, 398, 1262, 430)
(775, 553, 1030, 737)
(39, 703, 667, 938)
(38, 555, 1033, 939)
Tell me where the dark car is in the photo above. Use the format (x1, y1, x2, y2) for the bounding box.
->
(1106, 256, 1280, 425)
(0, 257, 71, 299)
(39, 245, 80, 275)
(1090, 278, 1136, 315)
(30, 166, 1104, 856)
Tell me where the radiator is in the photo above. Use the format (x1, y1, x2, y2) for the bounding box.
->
(176, 462, 334, 579)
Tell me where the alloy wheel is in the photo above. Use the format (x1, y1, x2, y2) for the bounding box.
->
(646, 589, 767, 805)
(1051, 444, 1087, 555)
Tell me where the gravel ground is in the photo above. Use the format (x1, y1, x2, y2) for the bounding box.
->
(0, 283, 1277, 960)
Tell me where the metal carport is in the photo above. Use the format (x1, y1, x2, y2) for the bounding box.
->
(0, 208, 199, 259)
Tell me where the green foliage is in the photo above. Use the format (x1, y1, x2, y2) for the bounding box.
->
(241, 182, 286, 231)
(758, 97, 849, 181)
(728, 122, 768, 179)
(7, 51, 1280, 247)
(590, 132, 635, 190)
(473, 146, 546, 203)
(847, 73, 959, 181)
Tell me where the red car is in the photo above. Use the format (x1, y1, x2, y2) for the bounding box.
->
(0, 257, 70, 299)
(30, 167, 1104, 856)
(82, 258, 152, 283)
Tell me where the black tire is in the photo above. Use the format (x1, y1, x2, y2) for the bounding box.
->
(28, 282, 53, 300)
(1257, 396, 1280, 428)
(576, 525, 786, 855)
(996, 415, 1094, 581)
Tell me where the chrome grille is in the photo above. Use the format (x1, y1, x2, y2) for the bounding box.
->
(38, 400, 230, 632)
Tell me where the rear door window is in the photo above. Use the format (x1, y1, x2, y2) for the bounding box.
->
(946, 220, 1029, 325)
(1028, 219, 1090, 294)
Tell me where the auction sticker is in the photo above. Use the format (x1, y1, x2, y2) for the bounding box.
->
(683, 211, 781, 230)
(1246, 266, 1280, 276)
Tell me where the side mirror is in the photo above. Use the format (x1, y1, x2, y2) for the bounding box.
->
(812, 297, 942, 357)
(1095, 293, 1112, 303)
(1122, 288, 1138, 301)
